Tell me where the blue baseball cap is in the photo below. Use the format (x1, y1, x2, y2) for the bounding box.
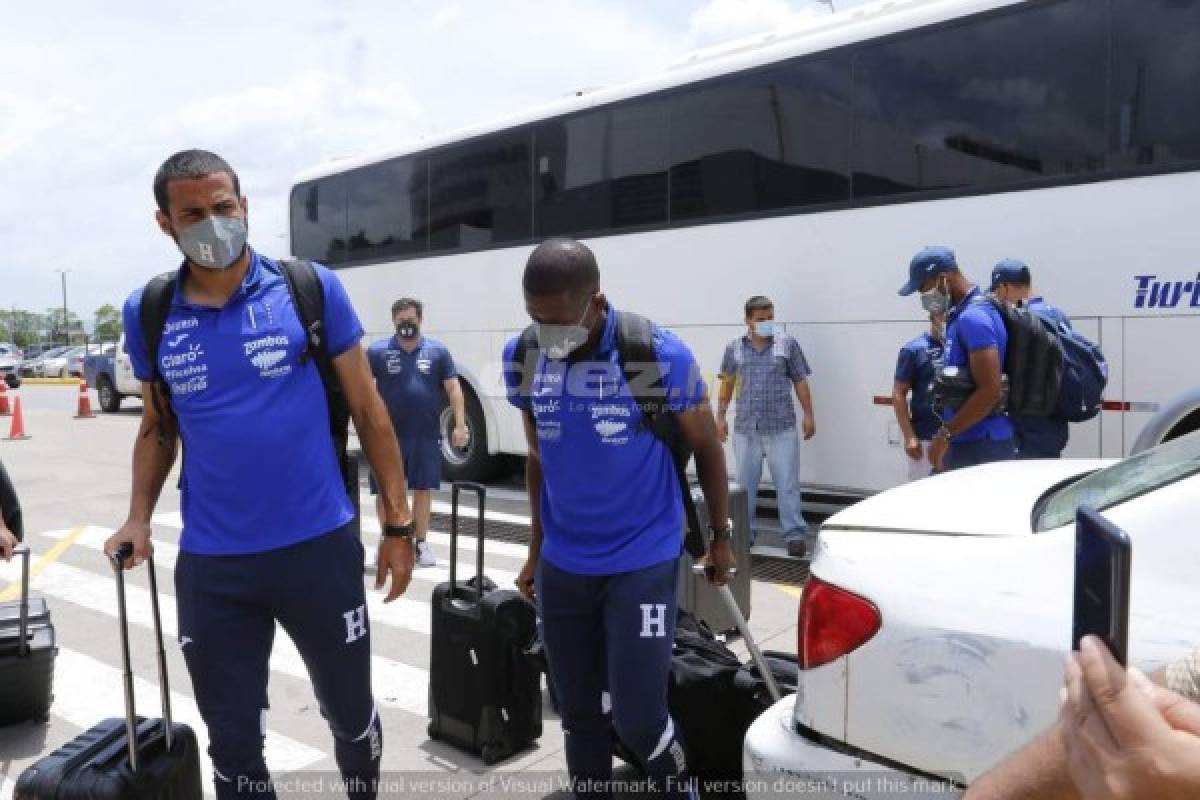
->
(898, 246, 957, 296)
(989, 258, 1032, 290)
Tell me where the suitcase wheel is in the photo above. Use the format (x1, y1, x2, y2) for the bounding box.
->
(481, 743, 506, 766)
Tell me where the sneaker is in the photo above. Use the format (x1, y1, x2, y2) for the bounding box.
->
(415, 540, 438, 568)
(363, 545, 378, 574)
(786, 539, 807, 559)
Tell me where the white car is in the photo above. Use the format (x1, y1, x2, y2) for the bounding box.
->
(744, 433, 1200, 799)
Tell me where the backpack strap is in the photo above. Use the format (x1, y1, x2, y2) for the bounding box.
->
(512, 325, 542, 404)
(138, 271, 178, 447)
(278, 259, 354, 495)
(614, 311, 707, 560)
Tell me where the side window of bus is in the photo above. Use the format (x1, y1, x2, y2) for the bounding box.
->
(534, 100, 670, 237)
(851, 0, 1108, 199)
(346, 158, 429, 262)
(1110, 0, 1200, 170)
(429, 131, 532, 251)
(290, 175, 348, 267)
(669, 57, 852, 220)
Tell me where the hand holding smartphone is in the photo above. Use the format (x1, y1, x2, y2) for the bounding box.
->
(1072, 506, 1132, 666)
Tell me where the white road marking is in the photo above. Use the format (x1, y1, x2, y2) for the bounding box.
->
(52, 647, 325, 793)
(16, 538, 431, 717)
(39, 526, 434, 636)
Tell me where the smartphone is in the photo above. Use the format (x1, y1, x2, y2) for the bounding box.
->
(1072, 506, 1132, 666)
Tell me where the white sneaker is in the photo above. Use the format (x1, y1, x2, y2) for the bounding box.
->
(415, 540, 438, 568)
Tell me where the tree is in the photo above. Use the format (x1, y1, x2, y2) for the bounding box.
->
(93, 304, 122, 341)
(45, 307, 84, 345)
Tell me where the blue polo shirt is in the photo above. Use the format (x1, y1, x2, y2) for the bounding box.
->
(121, 250, 364, 555)
(894, 332, 942, 441)
(367, 336, 457, 440)
(944, 287, 1014, 443)
(502, 305, 706, 576)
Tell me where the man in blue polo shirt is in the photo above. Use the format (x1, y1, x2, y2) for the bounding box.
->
(990, 258, 1073, 459)
(504, 238, 733, 800)
(104, 149, 416, 800)
(891, 311, 945, 480)
(367, 297, 466, 568)
(898, 246, 1016, 471)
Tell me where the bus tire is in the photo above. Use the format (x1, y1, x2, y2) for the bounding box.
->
(439, 386, 503, 483)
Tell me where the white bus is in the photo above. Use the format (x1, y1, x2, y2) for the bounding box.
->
(290, 0, 1200, 503)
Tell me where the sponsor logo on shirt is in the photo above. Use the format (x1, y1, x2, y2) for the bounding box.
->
(164, 317, 199, 335)
(417, 357, 432, 374)
(594, 419, 627, 437)
(385, 353, 403, 375)
(166, 333, 190, 349)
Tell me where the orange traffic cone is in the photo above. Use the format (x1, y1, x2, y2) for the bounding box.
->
(0, 380, 10, 416)
(6, 394, 30, 440)
(74, 380, 96, 419)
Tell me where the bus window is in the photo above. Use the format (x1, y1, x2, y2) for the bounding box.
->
(1110, 0, 1200, 170)
(852, 0, 1107, 199)
(290, 175, 347, 266)
(669, 56, 852, 220)
(429, 130, 532, 251)
(346, 157, 429, 262)
(534, 99, 669, 237)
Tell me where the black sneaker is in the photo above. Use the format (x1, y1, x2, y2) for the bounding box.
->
(786, 540, 807, 559)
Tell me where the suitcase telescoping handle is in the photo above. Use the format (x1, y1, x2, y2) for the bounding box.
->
(449, 481, 487, 604)
(13, 545, 30, 658)
(714, 583, 782, 703)
(111, 543, 175, 772)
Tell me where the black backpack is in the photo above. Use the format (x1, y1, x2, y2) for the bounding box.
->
(959, 296, 1064, 417)
(137, 259, 358, 506)
(511, 310, 706, 559)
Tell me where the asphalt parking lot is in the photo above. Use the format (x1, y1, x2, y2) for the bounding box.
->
(0, 384, 804, 798)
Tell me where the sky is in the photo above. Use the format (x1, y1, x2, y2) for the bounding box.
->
(0, 0, 871, 323)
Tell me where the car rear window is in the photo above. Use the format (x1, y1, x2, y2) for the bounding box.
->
(1036, 430, 1200, 531)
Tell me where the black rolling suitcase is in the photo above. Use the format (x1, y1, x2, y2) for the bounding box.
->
(428, 481, 541, 765)
(15, 546, 203, 799)
(0, 546, 57, 725)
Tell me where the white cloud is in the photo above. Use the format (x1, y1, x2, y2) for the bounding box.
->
(687, 0, 826, 47)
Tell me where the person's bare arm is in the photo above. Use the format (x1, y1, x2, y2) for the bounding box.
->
(444, 377, 467, 448)
(333, 344, 414, 602)
(892, 379, 924, 460)
(515, 411, 543, 602)
(965, 668, 1170, 799)
(676, 396, 733, 584)
(794, 379, 815, 439)
(950, 347, 1004, 435)
(104, 383, 178, 569)
(715, 373, 735, 443)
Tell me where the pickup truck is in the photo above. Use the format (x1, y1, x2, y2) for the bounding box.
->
(83, 334, 141, 412)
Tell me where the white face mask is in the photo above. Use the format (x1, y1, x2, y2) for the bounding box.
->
(535, 300, 592, 361)
(920, 278, 951, 316)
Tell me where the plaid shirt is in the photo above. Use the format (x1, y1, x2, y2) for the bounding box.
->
(720, 334, 812, 435)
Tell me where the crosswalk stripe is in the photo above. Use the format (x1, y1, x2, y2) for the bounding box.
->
(53, 648, 325, 794)
(0, 557, 431, 717)
(136, 518, 523, 587)
(149, 511, 532, 563)
(38, 526, 434, 636)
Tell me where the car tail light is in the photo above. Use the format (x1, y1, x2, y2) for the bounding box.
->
(798, 576, 882, 669)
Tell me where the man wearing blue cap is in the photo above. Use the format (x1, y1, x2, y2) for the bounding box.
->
(898, 246, 1016, 471)
(990, 259, 1072, 459)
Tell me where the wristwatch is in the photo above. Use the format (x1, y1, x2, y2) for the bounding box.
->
(709, 523, 733, 544)
(382, 522, 415, 539)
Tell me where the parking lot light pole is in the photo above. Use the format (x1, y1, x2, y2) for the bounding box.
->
(54, 269, 70, 346)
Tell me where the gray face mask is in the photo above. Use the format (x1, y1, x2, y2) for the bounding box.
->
(920, 281, 951, 316)
(536, 301, 592, 361)
(177, 215, 247, 270)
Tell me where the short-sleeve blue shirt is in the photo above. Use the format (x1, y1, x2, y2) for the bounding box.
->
(944, 287, 1014, 442)
(894, 332, 943, 441)
(122, 250, 364, 555)
(502, 305, 706, 576)
(367, 336, 457, 441)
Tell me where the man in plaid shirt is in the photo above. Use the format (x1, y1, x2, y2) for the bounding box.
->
(716, 295, 816, 559)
